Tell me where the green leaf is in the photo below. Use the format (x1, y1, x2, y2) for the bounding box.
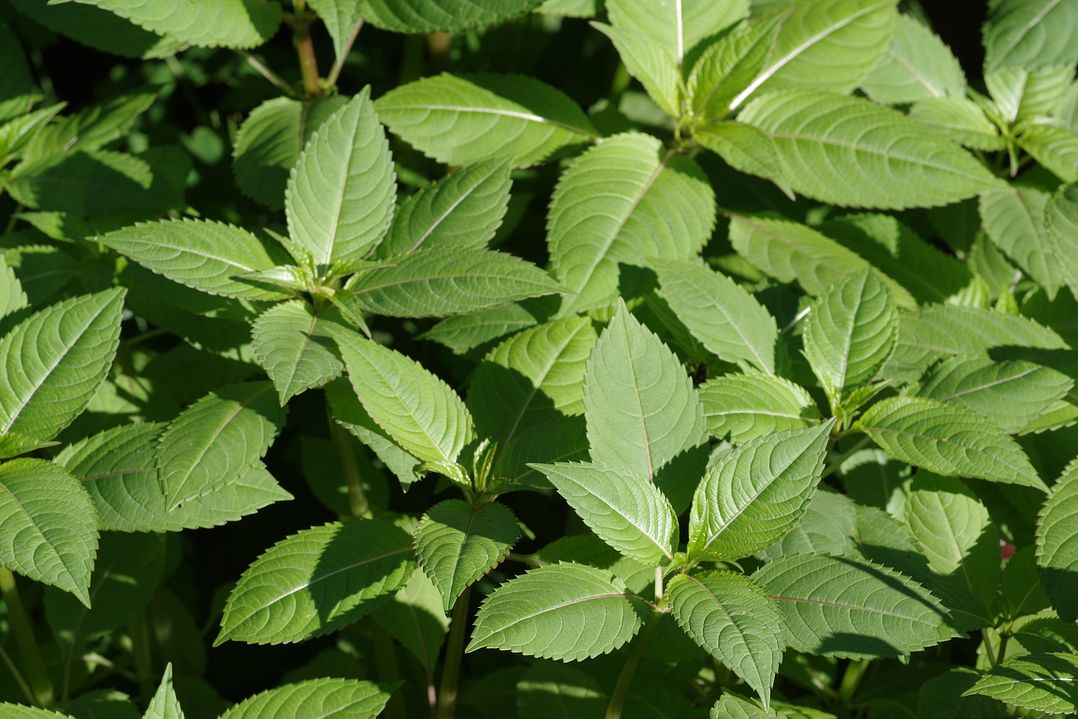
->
(359, 0, 543, 33)
(594, 23, 680, 118)
(252, 301, 346, 404)
(1045, 183, 1078, 300)
(729, 216, 914, 306)
(908, 97, 1005, 151)
(19, 91, 157, 165)
(469, 316, 595, 458)
(97, 220, 288, 301)
(0, 459, 98, 606)
(964, 653, 1078, 715)
(74, 0, 282, 49)
(688, 10, 788, 121)
(286, 89, 396, 269)
(753, 554, 952, 659)
(378, 160, 511, 257)
(710, 693, 772, 719)
(983, 0, 1078, 73)
(157, 382, 286, 512)
(917, 357, 1073, 434)
(375, 73, 596, 167)
(583, 302, 706, 483)
(58, 422, 291, 532)
(217, 519, 413, 645)
(0, 255, 28, 321)
(0, 288, 125, 441)
(700, 372, 819, 444)
(0, 103, 66, 161)
(415, 500, 520, 611)
(607, 0, 746, 67)
(517, 662, 605, 719)
(233, 96, 346, 208)
(421, 303, 540, 355)
(980, 185, 1062, 298)
(760, 489, 857, 561)
(655, 259, 776, 373)
(337, 333, 474, 466)
(738, 90, 1002, 208)
(467, 563, 650, 661)
(1016, 123, 1078, 183)
(307, 0, 363, 59)
(687, 422, 833, 562)
(667, 571, 785, 709)
(858, 396, 1045, 490)
(693, 121, 793, 198)
(218, 679, 394, 719)
(1037, 461, 1078, 622)
(144, 664, 184, 719)
(0, 19, 32, 122)
(727, 0, 898, 110)
(371, 571, 449, 672)
(986, 65, 1073, 125)
(860, 15, 965, 104)
(918, 668, 1009, 719)
(532, 462, 678, 564)
(344, 249, 561, 318)
(905, 474, 997, 630)
(8, 0, 182, 59)
(548, 133, 715, 316)
(803, 269, 897, 407)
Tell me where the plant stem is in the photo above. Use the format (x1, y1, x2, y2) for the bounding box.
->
(604, 613, 660, 719)
(371, 623, 407, 719)
(820, 436, 870, 481)
(654, 565, 664, 601)
(837, 659, 869, 703)
(326, 18, 364, 89)
(290, 3, 322, 98)
(436, 588, 471, 719)
(327, 410, 370, 518)
(0, 643, 35, 705)
(993, 631, 1010, 668)
(0, 568, 54, 707)
(241, 52, 298, 98)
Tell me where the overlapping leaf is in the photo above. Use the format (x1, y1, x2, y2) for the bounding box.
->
(983, 0, 1078, 73)
(699, 372, 819, 444)
(218, 678, 394, 719)
(74, 0, 281, 49)
(979, 185, 1062, 297)
(1036, 461, 1078, 621)
(360, 0, 543, 33)
(861, 15, 965, 104)
(144, 663, 185, 719)
(252, 301, 345, 404)
(964, 653, 1078, 715)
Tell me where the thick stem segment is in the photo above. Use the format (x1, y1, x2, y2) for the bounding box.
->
(0, 568, 54, 707)
(604, 612, 660, 719)
(328, 409, 370, 518)
(436, 587, 472, 719)
(291, 2, 322, 98)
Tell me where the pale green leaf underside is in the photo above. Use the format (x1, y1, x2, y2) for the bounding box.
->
(655, 259, 776, 373)
(583, 302, 706, 482)
(753, 554, 952, 659)
(347, 249, 561, 318)
(415, 499, 520, 611)
(73, 0, 281, 48)
(909, 97, 1004, 151)
(667, 571, 785, 709)
(803, 268, 896, 403)
(144, 664, 185, 719)
(97, 220, 288, 300)
(1036, 462, 1078, 622)
(375, 73, 596, 167)
(699, 372, 819, 444)
(326, 381, 423, 491)
(0, 459, 98, 606)
(549, 132, 715, 316)
(1045, 184, 1078, 300)
(252, 301, 345, 404)
(918, 357, 1073, 435)
(979, 185, 1062, 297)
(218, 678, 394, 719)
(338, 332, 473, 465)
(688, 422, 832, 562)
(983, 0, 1078, 73)
(607, 0, 747, 68)
(965, 652, 1078, 715)
(738, 89, 1002, 209)
(0, 288, 125, 441)
(360, 0, 543, 33)
(378, 160, 511, 257)
(858, 396, 1045, 491)
(467, 563, 649, 661)
(1017, 123, 1078, 184)
(710, 693, 772, 719)
(307, 0, 363, 59)
(594, 23, 679, 118)
(218, 519, 413, 645)
(286, 89, 396, 268)
(533, 461, 678, 564)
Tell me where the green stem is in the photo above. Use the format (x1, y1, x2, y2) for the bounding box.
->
(326, 18, 364, 89)
(820, 436, 870, 481)
(837, 659, 869, 703)
(436, 588, 471, 719)
(0, 568, 54, 707)
(993, 631, 1011, 668)
(371, 623, 406, 719)
(328, 410, 370, 518)
(604, 613, 660, 719)
(0, 642, 35, 705)
(241, 52, 298, 98)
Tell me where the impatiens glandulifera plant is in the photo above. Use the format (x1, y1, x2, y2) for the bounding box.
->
(0, 0, 1077, 718)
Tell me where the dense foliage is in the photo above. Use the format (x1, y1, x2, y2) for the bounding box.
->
(0, 0, 1076, 717)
